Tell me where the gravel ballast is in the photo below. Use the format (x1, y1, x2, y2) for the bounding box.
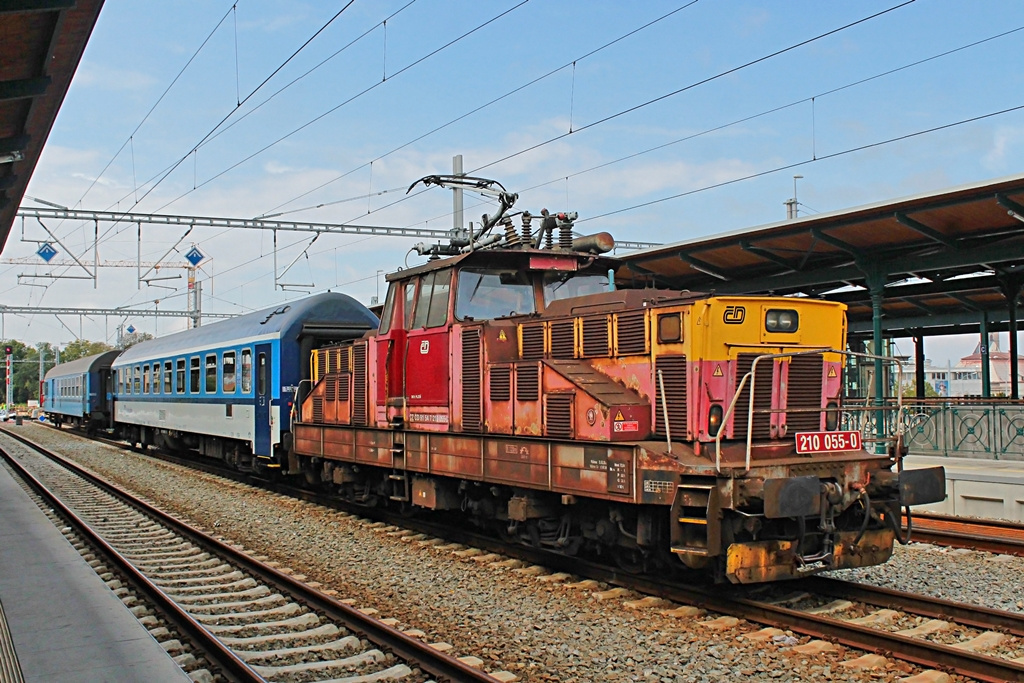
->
(6, 423, 978, 683)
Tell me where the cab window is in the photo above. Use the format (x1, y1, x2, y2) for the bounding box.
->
(456, 268, 536, 321)
(403, 277, 419, 329)
(378, 283, 397, 334)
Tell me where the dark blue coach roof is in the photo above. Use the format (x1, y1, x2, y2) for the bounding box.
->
(44, 349, 121, 381)
(115, 292, 378, 365)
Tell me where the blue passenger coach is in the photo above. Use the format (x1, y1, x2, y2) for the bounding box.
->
(43, 350, 121, 431)
(112, 292, 377, 471)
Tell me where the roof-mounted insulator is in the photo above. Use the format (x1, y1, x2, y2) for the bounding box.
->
(541, 209, 555, 249)
(558, 212, 574, 250)
(520, 211, 533, 248)
(502, 215, 519, 247)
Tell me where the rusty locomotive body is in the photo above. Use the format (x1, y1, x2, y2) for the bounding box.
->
(293, 183, 944, 584)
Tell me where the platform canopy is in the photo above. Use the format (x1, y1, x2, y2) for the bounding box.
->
(0, 0, 104, 249)
(614, 172, 1024, 339)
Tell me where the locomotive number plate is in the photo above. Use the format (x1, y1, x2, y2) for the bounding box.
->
(795, 430, 862, 454)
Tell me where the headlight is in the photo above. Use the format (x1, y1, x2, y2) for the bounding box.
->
(658, 313, 681, 343)
(765, 309, 798, 333)
(708, 404, 724, 437)
(825, 401, 839, 431)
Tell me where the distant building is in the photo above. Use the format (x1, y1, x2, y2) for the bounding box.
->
(902, 334, 1024, 398)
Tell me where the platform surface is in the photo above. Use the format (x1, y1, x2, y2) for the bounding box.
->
(0, 460, 189, 682)
(905, 453, 1024, 520)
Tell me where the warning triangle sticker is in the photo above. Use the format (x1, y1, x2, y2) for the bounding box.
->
(713, 365, 723, 377)
(827, 367, 837, 378)
(498, 330, 507, 341)
(615, 410, 625, 421)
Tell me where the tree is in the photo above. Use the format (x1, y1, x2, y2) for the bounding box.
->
(2, 340, 58, 403)
(117, 331, 154, 350)
(900, 380, 940, 399)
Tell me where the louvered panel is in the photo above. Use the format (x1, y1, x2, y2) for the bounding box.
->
(786, 355, 824, 432)
(338, 374, 350, 402)
(545, 393, 574, 438)
(315, 349, 329, 380)
(490, 365, 511, 401)
(581, 316, 610, 357)
(654, 355, 687, 438)
(353, 343, 368, 425)
(734, 354, 773, 441)
(325, 374, 338, 401)
(521, 324, 545, 360)
(615, 311, 647, 355)
(550, 320, 575, 359)
(312, 397, 324, 423)
(462, 329, 482, 432)
(331, 348, 342, 373)
(344, 346, 353, 372)
(516, 364, 540, 401)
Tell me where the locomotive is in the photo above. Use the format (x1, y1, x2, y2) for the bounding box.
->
(292, 176, 946, 584)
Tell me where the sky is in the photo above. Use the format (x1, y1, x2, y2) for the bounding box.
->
(4, 0, 1024, 363)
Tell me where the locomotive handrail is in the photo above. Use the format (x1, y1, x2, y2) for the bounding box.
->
(714, 348, 905, 473)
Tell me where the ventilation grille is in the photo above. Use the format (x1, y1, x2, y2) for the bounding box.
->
(325, 375, 338, 401)
(490, 365, 511, 401)
(582, 316, 610, 357)
(787, 355, 824, 432)
(616, 311, 647, 355)
(312, 397, 324, 423)
(462, 330, 482, 432)
(545, 393, 574, 438)
(516, 364, 540, 402)
(338, 374, 350, 402)
(353, 343, 367, 425)
(315, 349, 329, 378)
(654, 355, 687, 438)
(550, 321, 575, 359)
(521, 324, 545, 360)
(734, 354, 772, 441)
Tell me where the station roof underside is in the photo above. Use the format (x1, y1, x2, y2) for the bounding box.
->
(0, 0, 104, 249)
(613, 173, 1024, 339)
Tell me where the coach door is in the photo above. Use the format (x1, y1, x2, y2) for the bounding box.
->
(255, 343, 271, 456)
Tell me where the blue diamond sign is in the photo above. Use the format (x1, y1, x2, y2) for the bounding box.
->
(37, 243, 58, 262)
(126, 325, 135, 334)
(184, 246, 205, 266)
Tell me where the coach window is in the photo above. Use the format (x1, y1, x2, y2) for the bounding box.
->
(163, 361, 172, 394)
(404, 276, 419, 329)
(190, 357, 201, 394)
(176, 359, 185, 394)
(241, 349, 252, 393)
(143, 365, 150, 394)
(134, 365, 141, 393)
(153, 364, 161, 394)
(205, 354, 217, 393)
(223, 351, 236, 393)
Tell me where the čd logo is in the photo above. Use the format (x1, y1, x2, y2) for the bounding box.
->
(723, 306, 746, 324)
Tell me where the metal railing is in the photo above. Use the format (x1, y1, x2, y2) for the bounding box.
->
(844, 397, 1024, 460)
(715, 349, 905, 472)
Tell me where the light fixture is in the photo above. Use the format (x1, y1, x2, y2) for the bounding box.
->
(0, 151, 23, 164)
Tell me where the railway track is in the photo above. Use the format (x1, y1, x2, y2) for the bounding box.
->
(21, 423, 1024, 681)
(0, 428, 499, 683)
(905, 512, 1024, 556)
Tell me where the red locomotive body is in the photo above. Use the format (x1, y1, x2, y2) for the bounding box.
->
(293, 183, 944, 583)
